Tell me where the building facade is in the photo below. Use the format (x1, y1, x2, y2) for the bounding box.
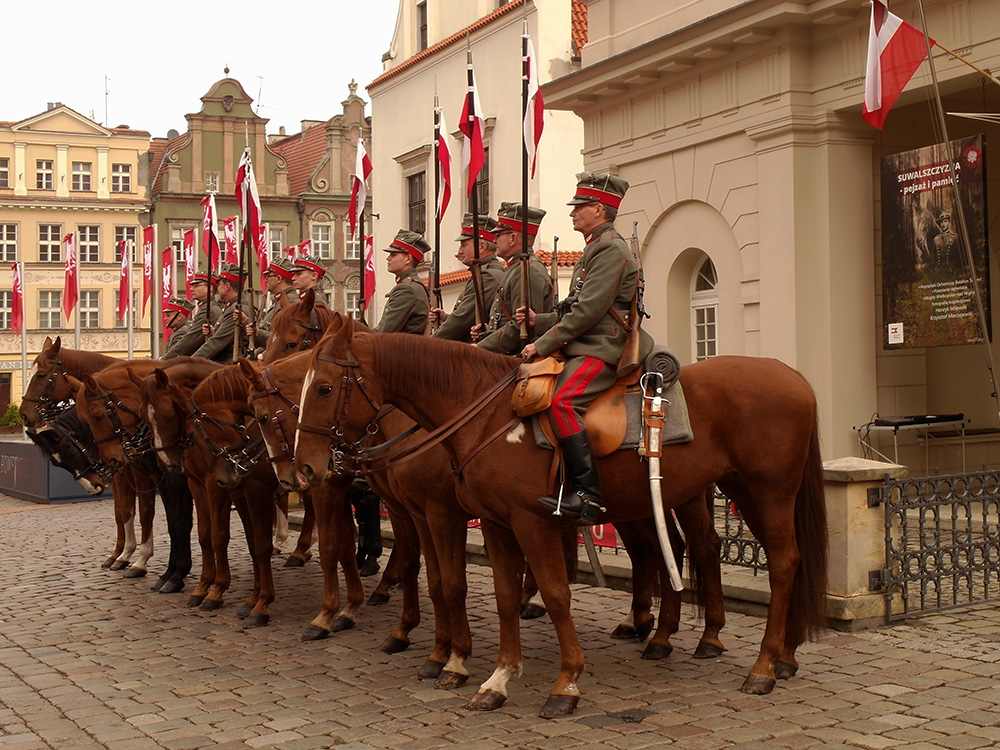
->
(544, 0, 1000, 471)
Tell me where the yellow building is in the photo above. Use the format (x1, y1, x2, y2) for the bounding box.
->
(0, 104, 152, 410)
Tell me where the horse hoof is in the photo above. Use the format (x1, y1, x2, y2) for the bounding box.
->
(101, 557, 116, 569)
(367, 591, 390, 606)
(610, 624, 638, 640)
(150, 575, 169, 591)
(330, 616, 355, 633)
(418, 660, 446, 680)
(694, 642, 726, 659)
(123, 567, 147, 579)
(435, 670, 469, 690)
(242, 613, 269, 628)
(380, 636, 410, 654)
(642, 642, 673, 660)
(200, 598, 224, 612)
(634, 617, 655, 642)
(157, 579, 185, 595)
(775, 660, 798, 680)
(301, 625, 330, 642)
(467, 689, 507, 711)
(236, 604, 252, 620)
(520, 603, 547, 620)
(186, 595, 206, 608)
(110, 560, 130, 571)
(741, 673, 776, 695)
(539, 694, 580, 719)
(284, 555, 306, 568)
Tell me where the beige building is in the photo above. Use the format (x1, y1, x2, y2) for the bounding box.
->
(544, 0, 1000, 472)
(0, 105, 152, 408)
(367, 0, 586, 318)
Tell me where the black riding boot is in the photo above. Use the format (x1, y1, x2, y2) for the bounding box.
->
(537, 431, 604, 525)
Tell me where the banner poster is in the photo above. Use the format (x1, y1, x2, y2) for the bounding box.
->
(881, 134, 990, 349)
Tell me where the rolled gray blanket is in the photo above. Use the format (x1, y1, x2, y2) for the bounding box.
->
(644, 345, 681, 388)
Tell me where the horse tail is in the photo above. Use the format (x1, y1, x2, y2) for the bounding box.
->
(787, 415, 828, 645)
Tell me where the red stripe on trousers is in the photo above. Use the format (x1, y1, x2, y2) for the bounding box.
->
(552, 356, 605, 436)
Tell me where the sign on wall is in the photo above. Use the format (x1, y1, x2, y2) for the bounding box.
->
(881, 135, 990, 349)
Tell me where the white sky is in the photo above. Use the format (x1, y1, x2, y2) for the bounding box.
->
(7, 1, 401, 137)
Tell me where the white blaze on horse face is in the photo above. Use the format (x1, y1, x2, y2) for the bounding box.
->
(27, 362, 38, 382)
(479, 663, 523, 697)
(294, 367, 316, 455)
(148, 405, 169, 464)
(505, 422, 526, 444)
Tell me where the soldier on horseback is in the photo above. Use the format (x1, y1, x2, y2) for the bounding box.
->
(519, 173, 651, 524)
(161, 273, 221, 359)
(374, 230, 430, 334)
(194, 264, 251, 362)
(160, 298, 195, 359)
(290, 256, 328, 300)
(245, 257, 299, 350)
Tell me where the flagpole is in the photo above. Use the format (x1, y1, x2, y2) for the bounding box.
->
(433, 96, 444, 321)
(73, 239, 81, 350)
(358, 208, 367, 325)
(914, 0, 1000, 421)
(127, 240, 134, 359)
(520, 21, 531, 344)
(152, 225, 161, 358)
(466, 41, 487, 326)
(18, 261, 27, 404)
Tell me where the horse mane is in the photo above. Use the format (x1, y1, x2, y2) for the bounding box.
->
(269, 300, 340, 338)
(193, 365, 251, 408)
(47, 347, 119, 377)
(366, 333, 518, 398)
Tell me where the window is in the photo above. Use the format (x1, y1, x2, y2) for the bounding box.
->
(417, 1, 428, 51)
(39, 225, 61, 262)
(80, 291, 100, 329)
(36, 160, 53, 190)
(71, 162, 92, 191)
(347, 290, 361, 319)
(0, 224, 16, 262)
(114, 290, 139, 328)
(470, 147, 489, 214)
(111, 163, 131, 193)
(0, 158, 9, 189)
(345, 223, 361, 261)
(114, 226, 138, 263)
(39, 291, 61, 329)
(205, 172, 220, 193)
(78, 226, 100, 263)
(268, 226, 286, 262)
(311, 223, 332, 260)
(691, 257, 718, 361)
(407, 171, 426, 235)
(0, 292, 10, 330)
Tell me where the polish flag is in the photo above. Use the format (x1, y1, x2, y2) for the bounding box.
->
(459, 52, 486, 197)
(436, 107, 452, 221)
(364, 235, 376, 308)
(297, 239, 312, 257)
(11, 263, 23, 333)
(349, 139, 373, 240)
(62, 232, 78, 319)
(117, 241, 130, 324)
(142, 226, 154, 315)
(161, 247, 174, 311)
(183, 229, 196, 300)
(200, 194, 221, 272)
(223, 217, 239, 265)
(236, 147, 262, 250)
(863, 0, 934, 129)
(523, 34, 544, 178)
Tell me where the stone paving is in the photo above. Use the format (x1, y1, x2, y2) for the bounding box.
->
(2, 493, 1000, 750)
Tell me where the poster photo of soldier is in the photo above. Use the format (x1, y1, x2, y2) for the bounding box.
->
(881, 134, 990, 350)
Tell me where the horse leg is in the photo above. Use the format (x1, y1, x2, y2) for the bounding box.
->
(124, 475, 156, 579)
(674, 490, 726, 659)
(379, 505, 422, 654)
(520, 565, 547, 620)
(187, 479, 215, 607)
(273, 492, 290, 555)
(285, 491, 315, 567)
(154, 472, 193, 593)
(105, 475, 129, 568)
(612, 522, 660, 648)
(367, 542, 400, 605)
(424, 504, 472, 686)
(468, 521, 525, 712)
(200, 482, 232, 611)
(110, 480, 137, 570)
(407, 510, 455, 684)
(242, 477, 279, 628)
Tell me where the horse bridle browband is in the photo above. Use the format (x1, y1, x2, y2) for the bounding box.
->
(22, 358, 74, 423)
(291, 308, 323, 351)
(85, 388, 152, 468)
(188, 396, 267, 479)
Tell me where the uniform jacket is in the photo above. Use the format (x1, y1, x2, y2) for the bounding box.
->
(533, 222, 644, 364)
(374, 269, 429, 334)
(254, 288, 300, 348)
(478, 251, 554, 355)
(161, 300, 222, 359)
(194, 298, 250, 362)
(435, 256, 504, 343)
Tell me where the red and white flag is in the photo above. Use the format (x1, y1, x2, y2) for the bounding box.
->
(142, 226, 154, 315)
(10, 263, 23, 333)
(256, 223, 269, 289)
(436, 107, 452, 221)
(364, 235, 376, 308)
(297, 239, 312, 257)
(62, 232, 78, 320)
(222, 216, 239, 265)
(236, 147, 262, 250)
(161, 247, 173, 310)
(863, 0, 934, 129)
(200, 194, 221, 273)
(459, 52, 486, 197)
(183, 229, 196, 300)
(349, 139, 373, 240)
(523, 34, 544, 178)
(117, 241, 130, 324)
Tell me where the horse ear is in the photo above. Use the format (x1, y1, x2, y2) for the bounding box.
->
(81, 373, 100, 393)
(51, 337, 62, 356)
(42, 336, 54, 351)
(127, 369, 145, 388)
(153, 368, 171, 389)
(278, 292, 294, 310)
(66, 374, 84, 392)
(332, 314, 353, 350)
(300, 288, 316, 316)
(237, 358, 263, 388)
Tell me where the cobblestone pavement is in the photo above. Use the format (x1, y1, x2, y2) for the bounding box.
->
(3, 494, 1000, 750)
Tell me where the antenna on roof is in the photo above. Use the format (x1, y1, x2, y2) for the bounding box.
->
(104, 75, 112, 126)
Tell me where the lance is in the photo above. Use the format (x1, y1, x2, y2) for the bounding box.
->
(358, 208, 367, 326)
(466, 42, 487, 326)
(432, 99, 444, 317)
(519, 21, 532, 344)
(550, 235, 559, 304)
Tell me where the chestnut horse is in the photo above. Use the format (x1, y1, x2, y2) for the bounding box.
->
(260, 289, 338, 365)
(294, 320, 827, 717)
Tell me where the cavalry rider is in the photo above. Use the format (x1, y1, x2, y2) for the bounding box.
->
(160, 298, 195, 359)
(429, 214, 504, 343)
(245, 257, 300, 350)
(161, 272, 221, 359)
(520, 173, 651, 524)
(194, 263, 251, 362)
(475, 202, 554, 354)
(290, 255, 327, 302)
(374, 230, 430, 334)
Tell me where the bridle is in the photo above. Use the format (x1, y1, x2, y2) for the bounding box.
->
(85, 387, 152, 469)
(249, 367, 300, 466)
(291, 308, 323, 351)
(296, 344, 383, 447)
(22, 358, 74, 423)
(188, 395, 267, 480)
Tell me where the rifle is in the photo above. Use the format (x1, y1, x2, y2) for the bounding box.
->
(617, 221, 648, 377)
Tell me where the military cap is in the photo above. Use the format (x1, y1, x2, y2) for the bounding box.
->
(567, 172, 630, 209)
(218, 263, 244, 288)
(264, 257, 296, 280)
(383, 229, 430, 262)
(163, 297, 195, 317)
(495, 202, 546, 236)
(192, 272, 219, 287)
(292, 257, 326, 277)
(455, 213, 499, 243)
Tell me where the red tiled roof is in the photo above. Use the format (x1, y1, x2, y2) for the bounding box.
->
(571, 0, 588, 56)
(440, 269, 471, 287)
(270, 123, 329, 196)
(536, 250, 581, 267)
(368, 0, 526, 91)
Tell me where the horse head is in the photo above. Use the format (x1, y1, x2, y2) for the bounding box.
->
(138, 368, 189, 474)
(243, 355, 309, 492)
(29, 407, 109, 495)
(20, 336, 75, 428)
(261, 289, 339, 364)
(190, 367, 262, 489)
(77, 368, 149, 472)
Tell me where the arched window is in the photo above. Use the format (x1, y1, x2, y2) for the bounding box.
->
(690, 256, 718, 361)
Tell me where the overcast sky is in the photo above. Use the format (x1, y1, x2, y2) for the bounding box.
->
(7, 1, 401, 137)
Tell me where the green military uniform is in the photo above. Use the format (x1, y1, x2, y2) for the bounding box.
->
(478, 253, 554, 354)
(194, 298, 251, 362)
(374, 269, 429, 334)
(253, 288, 300, 348)
(161, 299, 222, 359)
(436, 256, 504, 343)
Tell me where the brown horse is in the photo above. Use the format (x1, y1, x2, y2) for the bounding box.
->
(260, 289, 338, 365)
(294, 319, 827, 717)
